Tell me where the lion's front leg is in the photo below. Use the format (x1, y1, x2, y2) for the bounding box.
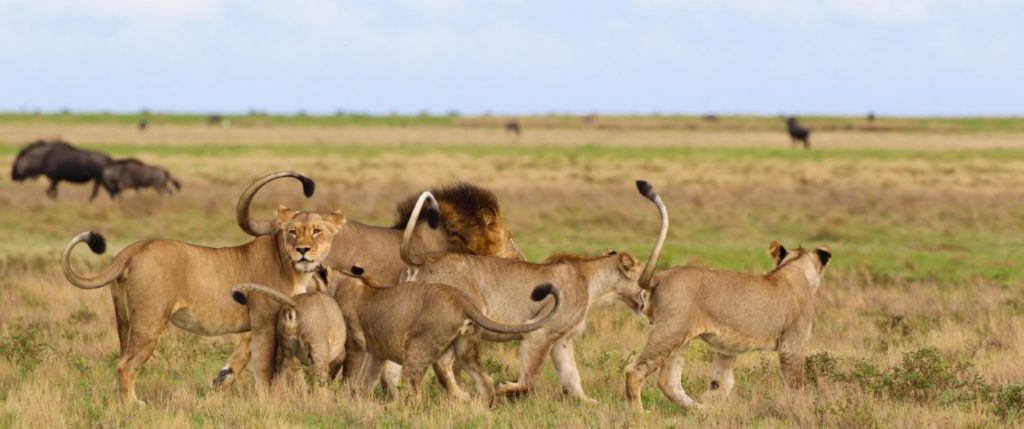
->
(212, 333, 252, 388)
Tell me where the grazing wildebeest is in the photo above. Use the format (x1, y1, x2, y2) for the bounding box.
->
(11, 139, 114, 199)
(867, 111, 876, 122)
(505, 119, 521, 135)
(208, 114, 223, 126)
(786, 117, 811, 149)
(702, 114, 719, 122)
(101, 159, 181, 197)
(137, 120, 148, 131)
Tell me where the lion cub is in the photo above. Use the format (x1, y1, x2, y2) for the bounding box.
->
(325, 266, 561, 404)
(231, 283, 346, 385)
(625, 180, 832, 411)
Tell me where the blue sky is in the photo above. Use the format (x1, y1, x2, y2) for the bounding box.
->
(1, 0, 1021, 116)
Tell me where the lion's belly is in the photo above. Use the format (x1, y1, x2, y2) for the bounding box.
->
(699, 331, 778, 355)
(169, 305, 249, 336)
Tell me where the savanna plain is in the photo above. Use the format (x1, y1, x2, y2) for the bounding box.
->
(1, 114, 1023, 428)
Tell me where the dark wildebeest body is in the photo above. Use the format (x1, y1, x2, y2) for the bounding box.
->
(786, 117, 811, 149)
(138, 120, 148, 131)
(101, 159, 181, 197)
(505, 120, 521, 136)
(11, 139, 114, 199)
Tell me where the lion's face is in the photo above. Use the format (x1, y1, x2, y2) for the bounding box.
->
(275, 205, 346, 273)
(454, 208, 526, 261)
(607, 251, 646, 314)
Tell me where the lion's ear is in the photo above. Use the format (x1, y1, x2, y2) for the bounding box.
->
(276, 205, 298, 224)
(815, 246, 832, 268)
(618, 253, 638, 275)
(768, 241, 788, 266)
(324, 210, 347, 230)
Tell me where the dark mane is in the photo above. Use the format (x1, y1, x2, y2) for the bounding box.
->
(392, 182, 501, 229)
(768, 246, 807, 275)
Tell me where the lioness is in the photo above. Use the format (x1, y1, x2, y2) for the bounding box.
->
(325, 266, 562, 404)
(61, 205, 344, 405)
(215, 172, 526, 388)
(231, 283, 346, 386)
(397, 192, 649, 402)
(624, 180, 832, 411)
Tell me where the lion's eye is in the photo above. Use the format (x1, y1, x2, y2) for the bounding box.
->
(313, 228, 322, 235)
(288, 229, 297, 236)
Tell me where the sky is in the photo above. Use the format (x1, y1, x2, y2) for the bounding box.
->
(0, 0, 1022, 116)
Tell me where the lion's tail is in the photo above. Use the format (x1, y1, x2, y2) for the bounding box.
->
(62, 231, 136, 290)
(231, 283, 298, 308)
(236, 172, 315, 236)
(443, 283, 561, 334)
(399, 191, 441, 268)
(635, 180, 669, 290)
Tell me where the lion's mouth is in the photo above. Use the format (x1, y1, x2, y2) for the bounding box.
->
(293, 260, 320, 273)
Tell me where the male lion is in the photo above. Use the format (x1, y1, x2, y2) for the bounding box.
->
(215, 172, 526, 392)
(231, 283, 346, 386)
(624, 180, 832, 411)
(61, 205, 344, 405)
(325, 266, 562, 404)
(396, 191, 649, 402)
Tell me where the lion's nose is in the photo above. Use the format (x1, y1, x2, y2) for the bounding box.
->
(296, 247, 310, 255)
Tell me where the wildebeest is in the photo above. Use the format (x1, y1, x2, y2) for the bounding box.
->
(137, 120, 148, 131)
(786, 116, 811, 149)
(11, 139, 114, 199)
(867, 111, 876, 122)
(505, 119, 521, 135)
(207, 114, 223, 126)
(101, 159, 181, 197)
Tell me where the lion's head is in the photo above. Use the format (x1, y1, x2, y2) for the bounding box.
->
(545, 249, 645, 314)
(275, 205, 346, 273)
(395, 183, 525, 261)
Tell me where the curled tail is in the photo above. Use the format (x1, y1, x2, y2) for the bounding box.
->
(236, 172, 315, 236)
(168, 174, 181, 191)
(399, 191, 441, 268)
(62, 231, 134, 289)
(443, 283, 562, 334)
(636, 180, 669, 290)
(231, 283, 298, 308)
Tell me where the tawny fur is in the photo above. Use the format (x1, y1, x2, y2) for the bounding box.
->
(222, 172, 525, 393)
(231, 284, 347, 386)
(61, 206, 344, 405)
(624, 180, 832, 412)
(325, 268, 561, 405)
(395, 191, 652, 402)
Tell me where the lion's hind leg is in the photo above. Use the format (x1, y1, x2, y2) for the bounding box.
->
(110, 282, 130, 355)
(453, 335, 495, 405)
(117, 305, 170, 406)
(656, 345, 701, 409)
(625, 326, 691, 412)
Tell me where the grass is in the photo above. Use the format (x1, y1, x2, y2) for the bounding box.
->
(0, 118, 1022, 427)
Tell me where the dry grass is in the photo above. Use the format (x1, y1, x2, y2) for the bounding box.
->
(1, 120, 1023, 427)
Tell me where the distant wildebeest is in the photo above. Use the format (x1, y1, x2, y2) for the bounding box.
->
(11, 139, 114, 199)
(137, 120, 148, 131)
(582, 114, 598, 125)
(867, 111, 876, 122)
(208, 114, 223, 126)
(702, 114, 719, 122)
(786, 117, 811, 149)
(505, 120, 521, 135)
(101, 159, 181, 197)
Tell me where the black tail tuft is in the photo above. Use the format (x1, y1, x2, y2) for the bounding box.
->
(425, 205, 441, 229)
(232, 291, 248, 305)
(530, 283, 556, 301)
(316, 266, 328, 284)
(351, 265, 365, 276)
(635, 180, 658, 202)
(298, 175, 316, 198)
(86, 232, 107, 255)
